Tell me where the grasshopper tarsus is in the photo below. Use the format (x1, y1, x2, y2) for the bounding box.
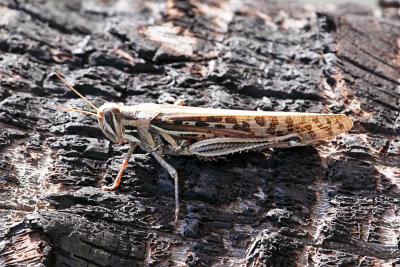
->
(55, 74, 353, 224)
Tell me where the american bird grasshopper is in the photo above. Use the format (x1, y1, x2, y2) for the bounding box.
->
(54, 73, 353, 223)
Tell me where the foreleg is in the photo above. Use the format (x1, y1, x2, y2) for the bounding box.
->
(103, 142, 138, 190)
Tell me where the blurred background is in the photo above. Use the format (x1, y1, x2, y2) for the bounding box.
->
(304, 0, 377, 7)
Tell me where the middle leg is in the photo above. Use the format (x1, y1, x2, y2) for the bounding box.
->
(152, 152, 180, 224)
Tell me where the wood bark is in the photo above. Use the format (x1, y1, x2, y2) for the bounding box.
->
(0, 0, 399, 266)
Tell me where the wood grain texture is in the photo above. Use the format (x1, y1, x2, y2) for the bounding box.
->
(0, 0, 399, 266)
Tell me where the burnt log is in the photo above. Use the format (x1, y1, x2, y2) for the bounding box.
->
(1, 0, 400, 266)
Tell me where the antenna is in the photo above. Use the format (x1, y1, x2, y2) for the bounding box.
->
(55, 105, 100, 119)
(54, 73, 98, 111)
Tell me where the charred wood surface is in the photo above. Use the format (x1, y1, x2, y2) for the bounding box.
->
(0, 0, 399, 266)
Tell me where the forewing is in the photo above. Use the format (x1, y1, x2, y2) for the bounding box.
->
(151, 108, 352, 144)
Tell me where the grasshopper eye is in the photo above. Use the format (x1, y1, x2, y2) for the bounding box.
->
(102, 109, 119, 143)
(98, 103, 122, 144)
(104, 110, 114, 128)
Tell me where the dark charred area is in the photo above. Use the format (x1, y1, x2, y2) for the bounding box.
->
(1, 0, 400, 266)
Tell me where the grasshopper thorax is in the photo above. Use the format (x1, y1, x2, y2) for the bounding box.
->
(98, 103, 123, 144)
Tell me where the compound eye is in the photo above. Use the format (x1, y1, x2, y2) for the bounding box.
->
(104, 110, 114, 128)
(102, 109, 118, 142)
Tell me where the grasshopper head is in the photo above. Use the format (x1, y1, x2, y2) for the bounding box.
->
(97, 103, 124, 144)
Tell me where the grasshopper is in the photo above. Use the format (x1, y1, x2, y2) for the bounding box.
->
(54, 73, 353, 223)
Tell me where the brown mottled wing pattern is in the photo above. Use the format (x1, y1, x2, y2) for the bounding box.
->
(150, 106, 353, 145)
